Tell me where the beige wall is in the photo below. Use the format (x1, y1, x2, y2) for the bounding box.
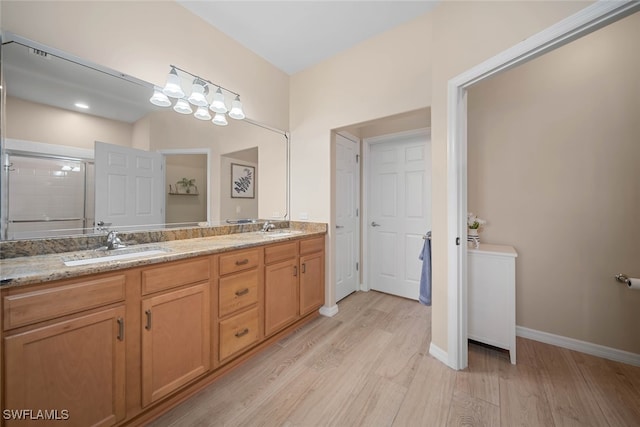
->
(6, 0, 622, 359)
(290, 1, 592, 353)
(290, 11, 434, 314)
(165, 154, 208, 224)
(1, 1, 289, 130)
(6, 96, 133, 148)
(468, 12, 640, 353)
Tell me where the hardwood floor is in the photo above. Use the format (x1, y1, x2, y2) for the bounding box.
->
(148, 291, 640, 426)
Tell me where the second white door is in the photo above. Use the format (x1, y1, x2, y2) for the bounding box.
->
(335, 134, 360, 302)
(367, 130, 431, 300)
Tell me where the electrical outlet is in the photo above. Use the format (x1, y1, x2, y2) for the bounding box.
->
(299, 212, 309, 220)
(236, 205, 241, 213)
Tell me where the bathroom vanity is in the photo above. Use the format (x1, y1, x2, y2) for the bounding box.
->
(0, 223, 326, 426)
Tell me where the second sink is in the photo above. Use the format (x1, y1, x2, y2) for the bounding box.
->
(63, 246, 171, 267)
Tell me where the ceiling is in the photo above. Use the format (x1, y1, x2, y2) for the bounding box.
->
(177, 1, 439, 75)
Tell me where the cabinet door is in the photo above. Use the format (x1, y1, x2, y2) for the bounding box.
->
(141, 283, 211, 407)
(264, 259, 299, 336)
(4, 307, 126, 427)
(300, 252, 325, 316)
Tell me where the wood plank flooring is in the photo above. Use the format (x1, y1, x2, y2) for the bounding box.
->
(148, 291, 640, 426)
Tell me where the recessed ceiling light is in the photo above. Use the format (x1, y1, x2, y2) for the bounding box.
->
(74, 102, 89, 109)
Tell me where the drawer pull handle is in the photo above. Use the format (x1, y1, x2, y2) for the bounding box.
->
(235, 288, 250, 297)
(117, 317, 125, 341)
(302, 263, 306, 274)
(145, 309, 152, 331)
(235, 259, 250, 266)
(235, 328, 249, 338)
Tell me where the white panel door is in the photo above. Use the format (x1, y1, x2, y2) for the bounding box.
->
(368, 132, 431, 300)
(335, 134, 360, 302)
(95, 142, 164, 230)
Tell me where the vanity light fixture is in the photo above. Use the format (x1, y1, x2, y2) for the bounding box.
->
(162, 67, 185, 98)
(150, 87, 171, 107)
(194, 106, 212, 121)
(151, 65, 245, 126)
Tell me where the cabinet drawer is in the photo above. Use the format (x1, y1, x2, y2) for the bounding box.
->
(3, 275, 126, 330)
(300, 236, 324, 255)
(264, 241, 297, 265)
(219, 248, 260, 275)
(219, 269, 259, 318)
(219, 307, 259, 361)
(142, 257, 210, 295)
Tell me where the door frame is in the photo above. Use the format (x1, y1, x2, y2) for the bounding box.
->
(158, 148, 211, 226)
(334, 132, 361, 301)
(445, 0, 640, 370)
(363, 128, 431, 294)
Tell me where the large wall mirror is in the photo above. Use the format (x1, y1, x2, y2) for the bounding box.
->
(0, 33, 289, 240)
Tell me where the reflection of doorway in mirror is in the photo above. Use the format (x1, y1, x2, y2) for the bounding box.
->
(221, 148, 258, 221)
(165, 154, 208, 225)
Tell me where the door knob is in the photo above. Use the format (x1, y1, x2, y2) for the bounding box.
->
(371, 221, 381, 227)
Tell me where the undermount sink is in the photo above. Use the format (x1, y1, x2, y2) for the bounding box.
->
(63, 246, 171, 267)
(261, 229, 304, 238)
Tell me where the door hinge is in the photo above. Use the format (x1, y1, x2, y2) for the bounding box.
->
(356, 262, 359, 271)
(356, 208, 359, 217)
(456, 237, 460, 246)
(356, 154, 359, 163)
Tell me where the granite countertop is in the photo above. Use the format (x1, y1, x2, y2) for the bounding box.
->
(0, 228, 326, 288)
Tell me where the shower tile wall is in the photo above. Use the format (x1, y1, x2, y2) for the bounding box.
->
(8, 156, 87, 239)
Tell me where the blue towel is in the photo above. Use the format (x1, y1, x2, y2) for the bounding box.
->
(419, 232, 432, 306)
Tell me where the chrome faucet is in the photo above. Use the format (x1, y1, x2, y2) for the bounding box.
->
(106, 230, 126, 250)
(262, 221, 276, 232)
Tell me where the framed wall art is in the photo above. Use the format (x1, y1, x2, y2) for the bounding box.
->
(231, 163, 255, 198)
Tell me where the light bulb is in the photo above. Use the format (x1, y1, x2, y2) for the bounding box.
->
(194, 106, 212, 121)
(228, 96, 245, 120)
(212, 112, 228, 126)
(209, 88, 227, 113)
(173, 98, 193, 114)
(188, 79, 208, 107)
(162, 67, 185, 98)
(150, 87, 171, 107)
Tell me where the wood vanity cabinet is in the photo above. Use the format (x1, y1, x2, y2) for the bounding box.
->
(1, 233, 325, 427)
(2, 273, 128, 427)
(140, 257, 211, 407)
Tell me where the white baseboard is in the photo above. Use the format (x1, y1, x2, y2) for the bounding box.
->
(516, 326, 640, 367)
(429, 342, 449, 366)
(319, 304, 339, 317)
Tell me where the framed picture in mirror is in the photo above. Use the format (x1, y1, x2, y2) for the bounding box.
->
(231, 163, 255, 198)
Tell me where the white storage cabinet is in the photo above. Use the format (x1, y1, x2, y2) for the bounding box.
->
(468, 244, 518, 364)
